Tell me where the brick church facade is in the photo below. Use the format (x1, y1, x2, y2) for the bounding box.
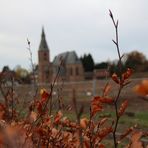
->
(38, 28, 84, 84)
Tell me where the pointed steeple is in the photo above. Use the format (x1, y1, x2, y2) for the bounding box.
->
(39, 27, 49, 51)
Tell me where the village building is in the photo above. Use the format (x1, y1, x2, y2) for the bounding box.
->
(38, 28, 84, 84)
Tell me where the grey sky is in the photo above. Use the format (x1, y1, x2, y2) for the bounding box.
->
(0, 0, 148, 70)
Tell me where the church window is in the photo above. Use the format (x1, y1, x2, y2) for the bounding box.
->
(70, 67, 73, 76)
(76, 67, 79, 75)
(44, 53, 47, 61)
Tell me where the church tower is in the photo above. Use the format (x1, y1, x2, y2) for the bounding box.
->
(38, 27, 51, 84)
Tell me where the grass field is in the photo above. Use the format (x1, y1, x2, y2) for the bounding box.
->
(0, 78, 147, 147)
(0, 78, 148, 130)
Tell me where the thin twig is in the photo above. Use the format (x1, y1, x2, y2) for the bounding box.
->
(27, 39, 38, 101)
(109, 10, 124, 148)
(72, 89, 84, 148)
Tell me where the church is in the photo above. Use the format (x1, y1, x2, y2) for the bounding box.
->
(38, 28, 84, 84)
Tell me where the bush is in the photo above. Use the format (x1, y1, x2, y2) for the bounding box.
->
(0, 10, 147, 148)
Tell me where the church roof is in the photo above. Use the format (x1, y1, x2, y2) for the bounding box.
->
(38, 27, 49, 51)
(53, 51, 81, 65)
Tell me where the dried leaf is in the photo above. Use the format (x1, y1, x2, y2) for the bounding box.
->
(92, 96, 113, 104)
(118, 100, 128, 117)
(99, 118, 108, 126)
(98, 143, 105, 148)
(99, 97, 114, 104)
(36, 101, 43, 114)
(103, 83, 111, 97)
(80, 117, 88, 129)
(129, 131, 143, 148)
(118, 126, 134, 142)
(2, 124, 33, 148)
(134, 80, 148, 96)
(28, 111, 37, 123)
(98, 127, 113, 140)
(54, 111, 63, 124)
(122, 68, 133, 80)
(112, 73, 119, 84)
(84, 140, 90, 148)
(40, 88, 50, 103)
(91, 104, 103, 117)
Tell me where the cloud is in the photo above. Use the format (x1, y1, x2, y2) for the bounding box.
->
(0, 0, 148, 70)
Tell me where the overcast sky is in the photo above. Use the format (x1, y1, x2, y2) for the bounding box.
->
(0, 0, 148, 71)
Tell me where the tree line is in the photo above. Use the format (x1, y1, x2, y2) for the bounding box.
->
(1, 50, 148, 84)
(80, 50, 148, 75)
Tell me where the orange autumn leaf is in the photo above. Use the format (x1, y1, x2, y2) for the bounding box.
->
(91, 97, 103, 116)
(40, 88, 50, 103)
(43, 117, 52, 126)
(84, 140, 90, 148)
(36, 101, 43, 114)
(54, 111, 63, 124)
(51, 128, 58, 137)
(35, 127, 46, 137)
(98, 143, 105, 148)
(80, 117, 89, 129)
(98, 127, 113, 140)
(92, 96, 113, 104)
(99, 97, 114, 104)
(129, 131, 143, 148)
(28, 111, 37, 123)
(2, 124, 33, 147)
(112, 73, 119, 84)
(91, 96, 100, 105)
(118, 126, 134, 142)
(118, 100, 128, 117)
(122, 68, 133, 80)
(91, 104, 103, 117)
(99, 117, 108, 126)
(134, 80, 148, 96)
(103, 83, 112, 97)
(91, 96, 113, 117)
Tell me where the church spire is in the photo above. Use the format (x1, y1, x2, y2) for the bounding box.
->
(41, 26, 45, 38)
(39, 27, 49, 51)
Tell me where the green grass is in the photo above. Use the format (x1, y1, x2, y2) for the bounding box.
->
(136, 111, 148, 121)
(63, 110, 148, 129)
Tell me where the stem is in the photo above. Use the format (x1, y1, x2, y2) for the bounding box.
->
(27, 39, 38, 101)
(109, 10, 124, 148)
(72, 89, 83, 148)
(113, 86, 122, 148)
(89, 106, 93, 148)
(23, 59, 62, 147)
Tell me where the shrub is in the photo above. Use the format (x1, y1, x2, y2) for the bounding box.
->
(0, 10, 147, 148)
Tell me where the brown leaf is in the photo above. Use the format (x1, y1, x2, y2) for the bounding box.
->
(98, 127, 113, 140)
(122, 68, 133, 80)
(28, 111, 37, 123)
(98, 118, 108, 126)
(112, 73, 119, 84)
(80, 117, 89, 129)
(118, 126, 134, 142)
(40, 88, 50, 103)
(91, 104, 103, 117)
(98, 143, 105, 148)
(92, 96, 113, 104)
(54, 111, 63, 124)
(118, 100, 128, 117)
(99, 97, 114, 104)
(103, 83, 112, 97)
(134, 80, 148, 96)
(3, 124, 33, 148)
(129, 131, 143, 148)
